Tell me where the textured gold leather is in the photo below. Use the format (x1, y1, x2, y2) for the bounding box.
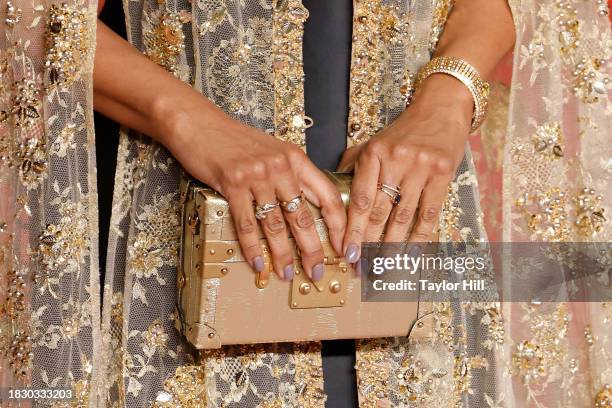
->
(176, 172, 429, 349)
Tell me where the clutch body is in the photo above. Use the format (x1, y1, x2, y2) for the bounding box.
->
(176, 172, 431, 349)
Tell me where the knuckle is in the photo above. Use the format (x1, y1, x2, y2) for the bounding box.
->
(268, 152, 289, 171)
(302, 246, 324, 262)
(295, 208, 315, 229)
(412, 231, 431, 242)
(421, 207, 440, 222)
(363, 142, 381, 158)
(225, 167, 246, 185)
(263, 214, 286, 236)
(237, 217, 257, 235)
(285, 144, 306, 161)
(391, 145, 410, 160)
(392, 207, 415, 225)
(368, 205, 388, 225)
(351, 191, 372, 214)
(416, 150, 431, 165)
(435, 156, 453, 174)
(250, 161, 267, 179)
(241, 242, 261, 255)
(349, 225, 363, 237)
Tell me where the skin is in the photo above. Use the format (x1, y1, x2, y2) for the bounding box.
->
(93, 0, 515, 281)
(339, 0, 515, 264)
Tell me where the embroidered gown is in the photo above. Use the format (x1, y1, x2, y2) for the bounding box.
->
(0, 1, 610, 407)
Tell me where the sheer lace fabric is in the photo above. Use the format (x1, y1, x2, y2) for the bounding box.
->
(0, 1, 610, 407)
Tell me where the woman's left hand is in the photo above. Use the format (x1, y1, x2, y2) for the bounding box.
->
(338, 75, 474, 264)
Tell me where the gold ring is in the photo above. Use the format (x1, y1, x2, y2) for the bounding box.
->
(254, 201, 279, 220)
(377, 183, 402, 205)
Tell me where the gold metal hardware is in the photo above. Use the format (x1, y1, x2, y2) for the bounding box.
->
(329, 281, 341, 293)
(256, 275, 268, 289)
(299, 282, 312, 295)
(187, 211, 200, 233)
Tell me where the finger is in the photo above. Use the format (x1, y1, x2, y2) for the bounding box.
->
(275, 174, 325, 282)
(343, 148, 380, 264)
(408, 175, 452, 243)
(299, 161, 347, 256)
(364, 171, 400, 242)
(227, 188, 265, 274)
(336, 145, 364, 172)
(252, 185, 292, 281)
(384, 168, 428, 243)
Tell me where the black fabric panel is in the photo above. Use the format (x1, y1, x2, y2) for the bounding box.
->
(302, 0, 357, 406)
(303, 0, 352, 171)
(95, 1, 125, 300)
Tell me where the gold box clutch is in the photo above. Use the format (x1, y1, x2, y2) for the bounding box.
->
(176, 172, 433, 349)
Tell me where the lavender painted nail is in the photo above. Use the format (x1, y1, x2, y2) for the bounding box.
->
(345, 243, 360, 263)
(283, 264, 295, 281)
(312, 263, 324, 281)
(252, 256, 265, 272)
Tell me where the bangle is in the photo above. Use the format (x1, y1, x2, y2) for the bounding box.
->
(414, 56, 490, 133)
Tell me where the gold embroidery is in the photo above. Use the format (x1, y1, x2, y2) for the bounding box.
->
(517, 187, 607, 241)
(152, 366, 207, 407)
(574, 188, 606, 238)
(5, 2, 21, 27)
(571, 57, 609, 104)
(1, 79, 41, 128)
(38, 197, 90, 281)
(347, 0, 384, 146)
(356, 338, 392, 408)
(143, 11, 186, 77)
(517, 188, 570, 242)
(0, 240, 32, 380)
(429, 0, 453, 52)
(511, 304, 569, 384)
(440, 183, 462, 241)
(127, 192, 180, 284)
(293, 342, 326, 407)
(272, 0, 309, 147)
(396, 352, 439, 404)
(595, 384, 611, 407)
(533, 122, 563, 159)
(45, 3, 90, 90)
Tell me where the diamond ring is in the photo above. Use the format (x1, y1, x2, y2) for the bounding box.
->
(281, 193, 304, 213)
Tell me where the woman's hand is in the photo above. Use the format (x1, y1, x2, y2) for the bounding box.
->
(164, 109, 346, 282)
(94, 22, 346, 282)
(338, 75, 474, 263)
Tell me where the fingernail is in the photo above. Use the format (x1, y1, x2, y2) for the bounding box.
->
(345, 243, 360, 263)
(312, 263, 324, 281)
(408, 244, 422, 259)
(252, 256, 265, 272)
(283, 264, 295, 281)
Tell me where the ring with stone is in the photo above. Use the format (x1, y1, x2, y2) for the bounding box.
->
(254, 201, 279, 220)
(281, 193, 304, 213)
(377, 182, 402, 206)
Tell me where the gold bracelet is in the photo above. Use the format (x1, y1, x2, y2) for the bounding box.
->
(414, 56, 490, 133)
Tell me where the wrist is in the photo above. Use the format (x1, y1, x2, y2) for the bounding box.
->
(408, 74, 474, 129)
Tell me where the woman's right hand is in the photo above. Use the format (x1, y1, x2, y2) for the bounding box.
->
(164, 109, 347, 282)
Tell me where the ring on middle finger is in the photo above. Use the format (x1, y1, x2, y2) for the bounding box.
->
(377, 182, 402, 206)
(254, 201, 280, 220)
